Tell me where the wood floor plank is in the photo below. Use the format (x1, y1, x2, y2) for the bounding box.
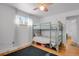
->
(32, 38, 79, 56)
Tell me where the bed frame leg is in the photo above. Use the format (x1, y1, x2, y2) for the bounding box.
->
(33, 41, 37, 45)
(56, 45, 59, 52)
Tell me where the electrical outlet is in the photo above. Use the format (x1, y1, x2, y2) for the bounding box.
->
(12, 41, 15, 44)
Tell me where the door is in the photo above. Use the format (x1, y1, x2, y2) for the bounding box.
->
(66, 19, 77, 43)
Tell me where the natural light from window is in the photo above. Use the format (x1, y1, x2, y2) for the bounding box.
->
(15, 15, 33, 26)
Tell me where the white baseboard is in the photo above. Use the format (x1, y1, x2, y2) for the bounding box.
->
(72, 41, 79, 47)
(0, 41, 32, 55)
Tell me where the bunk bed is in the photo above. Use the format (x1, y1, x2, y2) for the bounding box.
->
(32, 21, 63, 51)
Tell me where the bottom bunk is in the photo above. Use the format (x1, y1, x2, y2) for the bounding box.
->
(33, 36, 62, 52)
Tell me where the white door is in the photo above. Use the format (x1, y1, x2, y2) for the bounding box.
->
(66, 19, 77, 43)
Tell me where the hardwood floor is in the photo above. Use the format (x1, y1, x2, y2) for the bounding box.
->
(63, 38, 79, 56)
(32, 38, 79, 56)
(0, 37, 79, 56)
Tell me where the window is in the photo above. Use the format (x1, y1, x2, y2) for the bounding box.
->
(15, 15, 33, 26)
(15, 15, 28, 25)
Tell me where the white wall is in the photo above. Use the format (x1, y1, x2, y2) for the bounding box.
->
(30, 15, 41, 25)
(76, 17, 79, 44)
(40, 9, 79, 45)
(41, 9, 79, 23)
(0, 4, 40, 52)
(0, 4, 16, 51)
(14, 10, 40, 47)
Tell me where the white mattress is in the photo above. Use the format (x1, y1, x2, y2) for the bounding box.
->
(33, 36, 62, 48)
(33, 36, 50, 44)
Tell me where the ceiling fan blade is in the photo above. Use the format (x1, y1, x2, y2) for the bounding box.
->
(44, 8, 48, 12)
(33, 8, 38, 10)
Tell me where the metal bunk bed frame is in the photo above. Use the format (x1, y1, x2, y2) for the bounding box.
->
(32, 22, 63, 51)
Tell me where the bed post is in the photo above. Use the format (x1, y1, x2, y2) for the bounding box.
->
(49, 22, 52, 48)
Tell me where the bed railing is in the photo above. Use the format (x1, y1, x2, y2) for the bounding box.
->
(32, 21, 63, 51)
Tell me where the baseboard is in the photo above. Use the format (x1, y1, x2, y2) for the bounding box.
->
(0, 42, 32, 56)
(71, 42, 79, 47)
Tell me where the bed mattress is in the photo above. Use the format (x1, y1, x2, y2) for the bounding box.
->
(33, 36, 51, 44)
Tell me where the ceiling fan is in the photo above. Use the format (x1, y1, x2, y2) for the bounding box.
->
(33, 3, 52, 12)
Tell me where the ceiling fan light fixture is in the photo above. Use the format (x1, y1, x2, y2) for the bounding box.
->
(39, 5, 45, 11)
(33, 3, 51, 12)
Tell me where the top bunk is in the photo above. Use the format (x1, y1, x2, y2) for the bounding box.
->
(33, 21, 63, 31)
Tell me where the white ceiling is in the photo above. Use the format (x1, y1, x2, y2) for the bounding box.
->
(8, 3, 79, 18)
